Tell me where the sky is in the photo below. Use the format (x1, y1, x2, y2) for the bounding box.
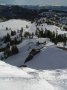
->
(0, 0, 67, 6)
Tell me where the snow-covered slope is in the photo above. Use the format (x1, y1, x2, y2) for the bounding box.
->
(0, 60, 31, 78)
(0, 19, 31, 30)
(0, 60, 67, 90)
(4, 37, 67, 70)
(0, 19, 31, 37)
(0, 19, 67, 90)
(26, 46, 67, 70)
(4, 38, 52, 66)
(36, 23, 67, 35)
(0, 60, 56, 90)
(0, 19, 67, 37)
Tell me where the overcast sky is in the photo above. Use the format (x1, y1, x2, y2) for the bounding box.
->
(0, 0, 67, 6)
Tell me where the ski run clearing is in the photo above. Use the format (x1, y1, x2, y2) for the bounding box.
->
(0, 19, 67, 90)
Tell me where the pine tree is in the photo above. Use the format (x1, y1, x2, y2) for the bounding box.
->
(31, 33, 34, 39)
(11, 30, 16, 36)
(4, 43, 11, 58)
(11, 45, 19, 55)
(24, 32, 30, 38)
(6, 27, 8, 30)
(20, 27, 23, 40)
(4, 33, 11, 43)
(14, 37, 18, 44)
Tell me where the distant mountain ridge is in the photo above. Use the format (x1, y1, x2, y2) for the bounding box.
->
(0, 5, 67, 21)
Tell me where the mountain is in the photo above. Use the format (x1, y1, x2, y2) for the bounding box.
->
(0, 5, 67, 21)
(0, 5, 38, 20)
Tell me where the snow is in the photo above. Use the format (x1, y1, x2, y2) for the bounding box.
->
(37, 24, 67, 36)
(4, 38, 51, 66)
(0, 61, 56, 90)
(0, 19, 31, 37)
(0, 60, 31, 78)
(26, 46, 67, 70)
(0, 60, 58, 90)
(0, 19, 67, 90)
(0, 19, 31, 30)
(4, 37, 67, 70)
(0, 19, 67, 38)
(0, 61, 67, 90)
(0, 78, 55, 90)
(57, 42, 64, 47)
(1, 37, 67, 90)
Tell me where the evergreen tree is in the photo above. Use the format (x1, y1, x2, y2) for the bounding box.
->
(20, 27, 23, 40)
(24, 32, 30, 38)
(11, 30, 16, 36)
(4, 43, 11, 58)
(11, 45, 19, 55)
(31, 33, 34, 39)
(63, 34, 67, 46)
(6, 27, 8, 30)
(4, 33, 11, 43)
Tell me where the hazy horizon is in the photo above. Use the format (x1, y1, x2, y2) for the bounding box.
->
(0, 0, 67, 6)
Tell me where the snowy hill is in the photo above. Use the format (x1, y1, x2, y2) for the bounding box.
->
(0, 19, 67, 37)
(0, 19, 31, 30)
(0, 19, 67, 90)
(0, 19, 31, 37)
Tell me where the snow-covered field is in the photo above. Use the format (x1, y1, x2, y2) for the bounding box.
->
(0, 19, 67, 90)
